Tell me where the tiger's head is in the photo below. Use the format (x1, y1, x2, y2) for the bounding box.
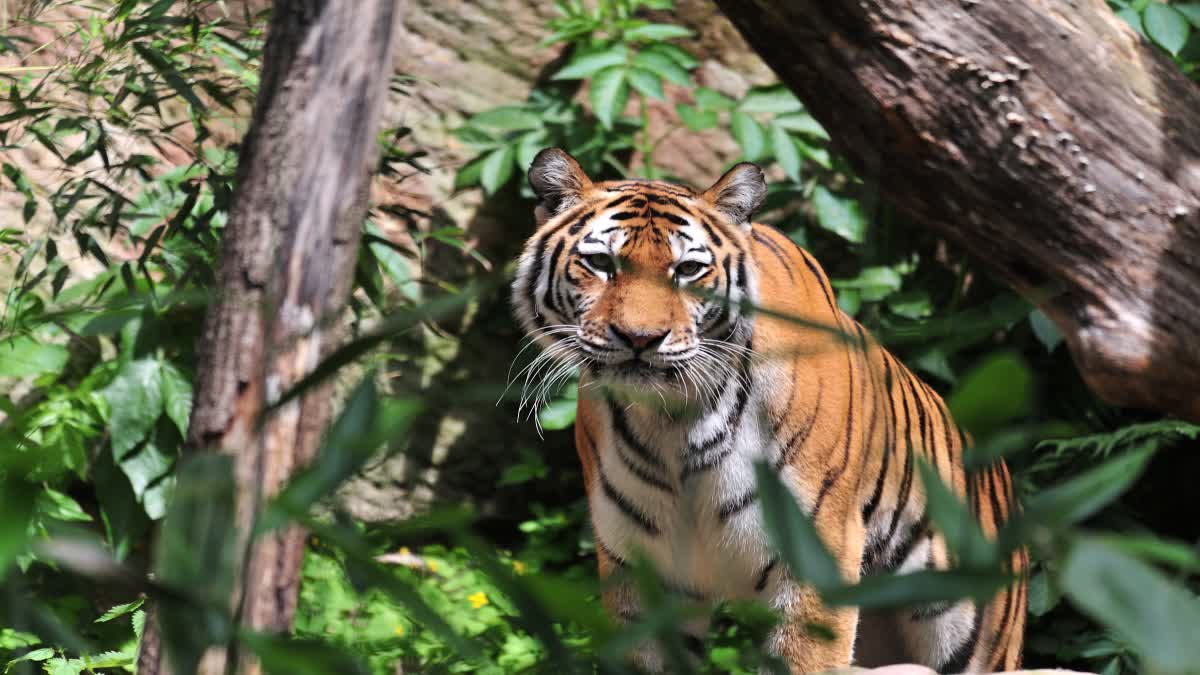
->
(511, 148, 767, 407)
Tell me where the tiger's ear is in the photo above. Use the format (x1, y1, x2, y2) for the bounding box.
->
(529, 148, 593, 225)
(702, 162, 767, 227)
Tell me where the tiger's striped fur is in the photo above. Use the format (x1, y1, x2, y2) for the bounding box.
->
(511, 148, 1026, 673)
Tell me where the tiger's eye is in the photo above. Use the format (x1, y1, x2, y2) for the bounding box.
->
(585, 253, 616, 273)
(675, 261, 705, 278)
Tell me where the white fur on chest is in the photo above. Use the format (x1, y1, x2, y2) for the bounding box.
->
(591, 382, 785, 599)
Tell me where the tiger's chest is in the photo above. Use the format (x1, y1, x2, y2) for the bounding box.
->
(588, 383, 792, 600)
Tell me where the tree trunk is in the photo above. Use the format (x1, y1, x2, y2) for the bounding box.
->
(136, 2, 401, 674)
(714, 0, 1200, 421)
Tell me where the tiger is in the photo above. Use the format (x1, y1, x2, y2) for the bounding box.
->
(510, 147, 1027, 673)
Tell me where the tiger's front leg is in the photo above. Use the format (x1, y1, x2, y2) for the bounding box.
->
(597, 546, 710, 672)
(763, 503, 866, 673)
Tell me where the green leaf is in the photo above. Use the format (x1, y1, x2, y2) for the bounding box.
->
(0, 336, 69, 377)
(675, 103, 718, 131)
(917, 460, 996, 568)
(479, 144, 515, 195)
(693, 87, 735, 112)
(646, 43, 698, 69)
(553, 44, 628, 80)
(730, 111, 767, 161)
(589, 66, 629, 130)
(119, 439, 175, 516)
(770, 123, 802, 182)
(0, 479, 36, 575)
(6, 647, 55, 667)
(131, 43, 206, 112)
(622, 23, 692, 41)
(154, 455, 237, 675)
(754, 461, 842, 592)
(772, 113, 829, 140)
(36, 488, 93, 523)
(466, 106, 543, 133)
(1092, 533, 1200, 574)
(631, 49, 690, 86)
(1028, 309, 1063, 352)
(1009, 447, 1153, 539)
(831, 266, 901, 302)
(454, 154, 488, 190)
(1177, 4, 1200, 28)
(1117, 7, 1146, 36)
(1144, 3, 1190, 55)
(263, 378, 421, 531)
(811, 186, 866, 243)
(738, 85, 803, 114)
(824, 569, 1010, 609)
(102, 358, 165, 460)
(1059, 536, 1200, 674)
(887, 290, 933, 319)
(95, 598, 145, 623)
(626, 67, 664, 100)
(159, 361, 193, 437)
(537, 399, 577, 430)
(947, 351, 1032, 438)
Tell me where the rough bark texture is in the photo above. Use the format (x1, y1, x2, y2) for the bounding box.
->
(136, 2, 400, 674)
(715, 0, 1200, 421)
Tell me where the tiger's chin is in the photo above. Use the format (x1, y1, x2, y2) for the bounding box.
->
(587, 361, 706, 416)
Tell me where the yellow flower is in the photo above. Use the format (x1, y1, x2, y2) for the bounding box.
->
(511, 560, 527, 575)
(394, 625, 405, 637)
(426, 560, 439, 573)
(468, 591, 489, 609)
(399, 546, 410, 556)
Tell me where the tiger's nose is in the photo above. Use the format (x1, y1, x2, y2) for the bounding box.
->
(610, 325, 669, 352)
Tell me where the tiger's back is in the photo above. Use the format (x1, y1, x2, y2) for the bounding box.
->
(514, 148, 1026, 672)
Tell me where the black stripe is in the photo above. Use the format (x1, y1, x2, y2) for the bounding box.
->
(862, 357, 897, 522)
(988, 582, 1016, 661)
(682, 634, 705, 657)
(708, 255, 733, 332)
(615, 443, 675, 494)
(542, 239, 566, 318)
(610, 401, 666, 470)
(682, 365, 753, 480)
(754, 558, 778, 592)
(568, 209, 595, 234)
(651, 209, 688, 226)
(882, 369, 917, 546)
(699, 218, 724, 247)
(770, 356, 798, 435)
(610, 210, 640, 220)
(812, 326, 856, 518)
(774, 378, 822, 470)
(717, 490, 758, 522)
(799, 250, 837, 314)
(600, 472, 660, 536)
(595, 537, 628, 567)
(986, 466, 1007, 533)
(911, 601, 958, 621)
(645, 194, 686, 208)
(942, 605, 982, 673)
(605, 195, 634, 209)
(883, 516, 929, 572)
(752, 230, 795, 281)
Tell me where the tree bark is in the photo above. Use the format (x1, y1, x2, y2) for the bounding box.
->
(137, 2, 401, 674)
(714, 0, 1200, 421)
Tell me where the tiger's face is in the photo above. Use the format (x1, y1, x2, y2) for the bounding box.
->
(511, 148, 767, 404)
